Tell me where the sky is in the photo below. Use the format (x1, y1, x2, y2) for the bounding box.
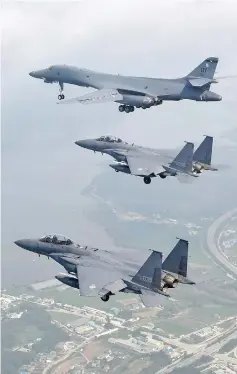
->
(1, 0, 237, 286)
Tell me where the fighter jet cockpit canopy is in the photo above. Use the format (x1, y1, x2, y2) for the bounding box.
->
(39, 234, 74, 245)
(96, 135, 127, 144)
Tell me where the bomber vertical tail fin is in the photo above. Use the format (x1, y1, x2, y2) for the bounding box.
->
(186, 57, 219, 80)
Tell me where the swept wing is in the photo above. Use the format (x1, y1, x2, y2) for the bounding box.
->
(57, 88, 123, 105)
(188, 77, 217, 87)
(76, 262, 126, 296)
(125, 154, 164, 176)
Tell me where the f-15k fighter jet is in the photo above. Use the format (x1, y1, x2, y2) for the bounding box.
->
(75, 135, 217, 184)
(29, 57, 222, 113)
(14, 235, 195, 307)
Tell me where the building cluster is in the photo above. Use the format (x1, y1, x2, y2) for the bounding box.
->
(2, 291, 237, 374)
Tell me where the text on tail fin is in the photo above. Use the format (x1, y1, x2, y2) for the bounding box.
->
(187, 57, 219, 79)
(132, 250, 162, 289)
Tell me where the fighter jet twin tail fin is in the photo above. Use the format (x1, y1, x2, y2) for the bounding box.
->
(131, 238, 194, 307)
(162, 141, 197, 180)
(162, 135, 216, 180)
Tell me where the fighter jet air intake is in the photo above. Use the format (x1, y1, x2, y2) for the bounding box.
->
(29, 57, 222, 113)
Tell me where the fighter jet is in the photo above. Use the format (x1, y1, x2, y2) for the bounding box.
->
(14, 234, 195, 306)
(29, 57, 222, 113)
(75, 135, 217, 184)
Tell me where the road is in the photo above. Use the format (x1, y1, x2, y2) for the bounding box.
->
(155, 324, 237, 374)
(206, 207, 237, 276)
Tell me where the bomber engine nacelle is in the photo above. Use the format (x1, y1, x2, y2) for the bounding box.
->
(163, 274, 178, 288)
(122, 94, 162, 108)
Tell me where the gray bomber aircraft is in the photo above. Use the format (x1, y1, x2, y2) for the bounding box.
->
(75, 135, 217, 184)
(29, 57, 222, 113)
(14, 234, 195, 307)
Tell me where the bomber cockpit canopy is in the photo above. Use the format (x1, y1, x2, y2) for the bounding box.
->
(96, 135, 127, 144)
(39, 234, 74, 245)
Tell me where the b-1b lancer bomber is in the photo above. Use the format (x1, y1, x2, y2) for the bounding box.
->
(75, 135, 217, 184)
(29, 57, 222, 113)
(14, 234, 195, 307)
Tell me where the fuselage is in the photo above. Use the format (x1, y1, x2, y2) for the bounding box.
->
(14, 235, 140, 278)
(75, 136, 175, 163)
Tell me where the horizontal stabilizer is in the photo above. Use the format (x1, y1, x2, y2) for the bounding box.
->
(140, 289, 170, 308)
(176, 173, 197, 183)
(188, 77, 216, 87)
(57, 88, 123, 105)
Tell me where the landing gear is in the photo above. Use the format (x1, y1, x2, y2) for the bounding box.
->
(118, 105, 135, 113)
(101, 293, 110, 302)
(143, 177, 151, 184)
(119, 105, 125, 112)
(159, 172, 167, 179)
(58, 82, 65, 100)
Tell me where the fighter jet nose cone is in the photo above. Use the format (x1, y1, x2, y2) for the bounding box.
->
(75, 140, 87, 148)
(218, 95, 222, 101)
(29, 71, 35, 77)
(14, 239, 34, 251)
(14, 239, 25, 248)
